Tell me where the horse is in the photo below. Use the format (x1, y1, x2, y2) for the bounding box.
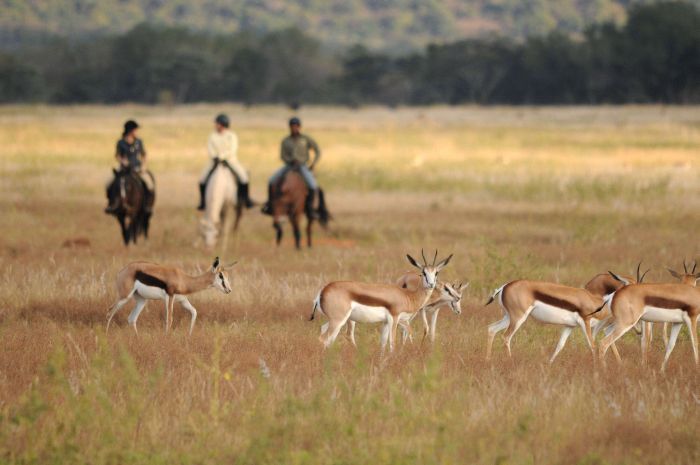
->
(105, 168, 153, 245)
(271, 170, 329, 249)
(199, 162, 242, 250)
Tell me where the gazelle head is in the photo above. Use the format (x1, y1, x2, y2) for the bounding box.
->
(667, 260, 700, 286)
(439, 282, 469, 315)
(406, 249, 453, 290)
(210, 256, 236, 294)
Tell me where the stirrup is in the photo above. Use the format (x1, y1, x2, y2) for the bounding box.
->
(261, 203, 273, 215)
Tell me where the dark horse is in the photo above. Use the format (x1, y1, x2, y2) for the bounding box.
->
(271, 170, 329, 249)
(105, 168, 154, 245)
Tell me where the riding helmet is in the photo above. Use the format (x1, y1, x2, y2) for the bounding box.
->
(215, 113, 230, 128)
(289, 116, 301, 126)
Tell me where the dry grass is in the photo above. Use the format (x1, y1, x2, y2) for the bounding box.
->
(0, 104, 699, 464)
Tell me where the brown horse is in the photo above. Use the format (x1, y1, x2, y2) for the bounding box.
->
(105, 168, 154, 245)
(270, 170, 329, 249)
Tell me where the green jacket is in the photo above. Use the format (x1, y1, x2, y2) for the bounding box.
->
(280, 134, 321, 166)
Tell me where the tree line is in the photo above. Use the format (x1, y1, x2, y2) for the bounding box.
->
(1, 1, 699, 105)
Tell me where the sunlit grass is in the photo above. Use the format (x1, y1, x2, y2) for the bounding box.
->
(0, 104, 699, 464)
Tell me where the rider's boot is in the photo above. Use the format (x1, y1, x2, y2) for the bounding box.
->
(237, 182, 257, 209)
(197, 183, 206, 211)
(305, 189, 319, 220)
(261, 184, 274, 216)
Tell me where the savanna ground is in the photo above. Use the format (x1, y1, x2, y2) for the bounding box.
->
(1, 104, 699, 464)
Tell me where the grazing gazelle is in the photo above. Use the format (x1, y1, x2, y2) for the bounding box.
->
(395, 273, 468, 343)
(599, 262, 700, 371)
(339, 278, 468, 347)
(586, 264, 650, 358)
(106, 257, 235, 334)
(309, 250, 453, 351)
(485, 280, 608, 363)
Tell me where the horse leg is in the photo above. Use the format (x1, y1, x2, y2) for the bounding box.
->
(233, 202, 243, 231)
(306, 216, 313, 248)
(118, 214, 129, 245)
(273, 221, 283, 246)
(290, 213, 301, 250)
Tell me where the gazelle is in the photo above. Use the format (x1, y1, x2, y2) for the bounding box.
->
(586, 264, 649, 344)
(106, 257, 235, 334)
(396, 273, 468, 343)
(309, 250, 453, 351)
(339, 277, 467, 347)
(599, 261, 700, 371)
(485, 280, 607, 363)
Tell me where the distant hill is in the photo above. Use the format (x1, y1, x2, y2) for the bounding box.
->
(3, 0, 699, 50)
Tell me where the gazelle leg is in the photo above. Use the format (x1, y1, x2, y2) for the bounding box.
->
(346, 321, 357, 347)
(126, 296, 147, 335)
(641, 322, 651, 365)
(599, 321, 637, 366)
(591, 317, 608, 339)
(106, 296, 132, 332)
(503, 306, 533, 357)
(611, 343, 622, 363)
(320, 322, 329, 336)
(390, 316, 399, 352)
(486, 314, 510, 360)
(661, 323, 683, 372)
(380, 321, 392, 352)
(167, 295, 176, 332)
(322, 312, 351, 348)
(399, 320, 411, 345)
(420, 309, 429, 343)
(685, 315, 698, 365)
(177, 296, 198, 336)
(163, 294, 170, 333)
(578, 317, 595, 356)
(429, 310, 439, 343)
(662, 322, 669, 347)
(550, 327, 573, 363)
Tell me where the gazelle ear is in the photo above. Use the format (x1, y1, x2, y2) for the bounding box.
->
(608, 271, 629, 285)
(406, 255, 421, 269)
(667, 268, 681, 279)
(460, 282, 470, 291)
(223, 261, 237, 270)
(436, 254, 453, 271)
(211, 256, 220, 272)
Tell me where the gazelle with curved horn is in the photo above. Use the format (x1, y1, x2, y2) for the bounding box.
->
(106, 257, 235, 334)
(395, 274, 468, 343)
(309, 250, 453, 351)
(338, 277, 468, 347)
(484, 278, 612, 363)
(599, 261, 700, 371)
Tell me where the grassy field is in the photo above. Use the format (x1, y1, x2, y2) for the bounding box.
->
(1, 104, 699, 464)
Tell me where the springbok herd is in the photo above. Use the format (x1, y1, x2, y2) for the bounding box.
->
(106, 253, 700, 372)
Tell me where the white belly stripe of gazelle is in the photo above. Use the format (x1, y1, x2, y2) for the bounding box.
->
(127, 280, 200, 334)
(319, 301, 412, 348)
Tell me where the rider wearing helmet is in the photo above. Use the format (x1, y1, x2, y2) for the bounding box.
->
(261, 117, 321, 217)
(198, 113, 255, 210)
(107, 119, 155, 213)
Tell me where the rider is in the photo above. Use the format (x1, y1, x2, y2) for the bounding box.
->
(106, 120, 155, 213)
(198, 113, 255, 210)
(261, 117, 321, 217)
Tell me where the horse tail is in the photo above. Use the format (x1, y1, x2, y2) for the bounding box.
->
(317, 188, 331, 227)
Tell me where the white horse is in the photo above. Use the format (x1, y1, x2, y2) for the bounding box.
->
(198, 164, 242, 249)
